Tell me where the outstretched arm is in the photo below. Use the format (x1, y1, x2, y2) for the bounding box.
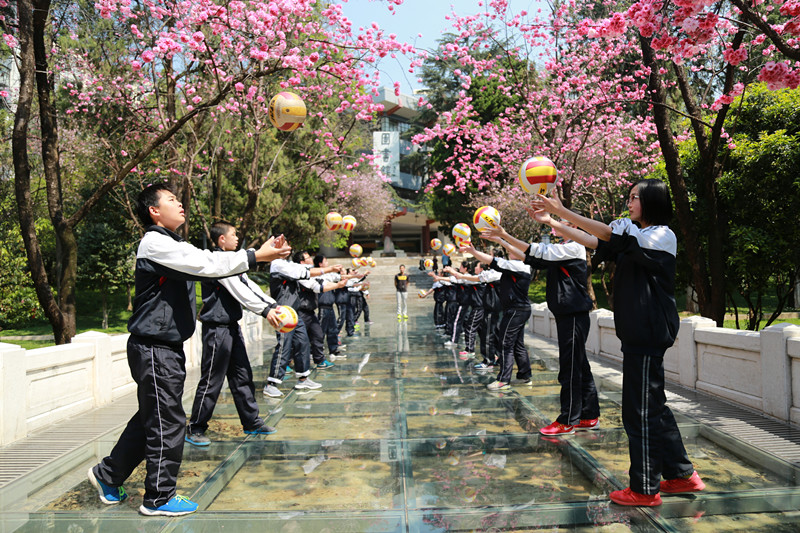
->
(531, 193, 612, 241)
(532, 209, 599, 250)
(481, 226, 528, 253)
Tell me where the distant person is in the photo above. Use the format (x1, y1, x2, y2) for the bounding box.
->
(395, 264, 409, 319)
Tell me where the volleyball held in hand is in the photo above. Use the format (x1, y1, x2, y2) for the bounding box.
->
(518, 156, 558, 195)
(473, 206, 501, 232)
(442, 243, 456, 256)
(418, 289, 428, 298)
(349, 244, 363, 257)
(325, 212, 343, 231)
(273, 305, 299, 333)
(268, 92, 307, 132)
(430, 238, 442, 251)
(342, 215, 357, 231)
(452, 223, 471, 245)
(424, 258, 433, 269)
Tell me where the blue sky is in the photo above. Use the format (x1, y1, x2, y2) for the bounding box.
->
(340, 0, 547, 93)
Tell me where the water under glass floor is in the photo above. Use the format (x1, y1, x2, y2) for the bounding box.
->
(2, 293, 800, 532)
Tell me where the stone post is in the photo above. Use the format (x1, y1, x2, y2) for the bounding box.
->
(760, 323, 800, 422)
(74, 331, 113, 407)
(0, 342, 27, 445)
(676, 316, 716, 389)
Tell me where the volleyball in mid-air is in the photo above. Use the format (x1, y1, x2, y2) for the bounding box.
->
(351, 257, 361, 268)
(518, 156, 558, 195)
(349, 244, 363, 257)
(424, 258, 433, 269)
(273, 305, 299, 333)
(325, 212, 343, 231)
(473, 206, 501, 232)
(452, 223, 471, 244)
(418, 289, 428, 298)
(430, 238, 442, 251)
(268, 92, 307, 132)
(358, 257, 369, 267)
(342, 215, 357, 231)
(442, 243, 456, 256)
(367, 257, 376, 267)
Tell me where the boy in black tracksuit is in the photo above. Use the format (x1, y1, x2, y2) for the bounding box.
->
(89, 184, 290, 517)
(477, 263, 503, 368)
(185, 222, 283, 446)
(462, 241, 533, 390)
(488, 224, 600, 435)
(315, 254, 344, 357)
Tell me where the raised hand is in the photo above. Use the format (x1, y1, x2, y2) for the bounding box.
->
(531, 192, 564, 214)
(255, 235, 291, 262)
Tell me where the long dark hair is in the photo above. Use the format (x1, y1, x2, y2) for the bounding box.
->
(633, 179, 672, 226)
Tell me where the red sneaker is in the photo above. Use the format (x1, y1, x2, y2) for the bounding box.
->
(609, 487, 662, 506)
(539, 421, 575, 436)
(660, 471, 706, 493)
(575, 418, 600, 430)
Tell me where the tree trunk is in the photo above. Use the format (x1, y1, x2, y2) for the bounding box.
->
(639, 35, 725, 325)
(12, 0, 69, 343)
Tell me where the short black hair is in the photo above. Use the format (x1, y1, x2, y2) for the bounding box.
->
(136, 183, 173, 226)
(292, 250, 310, 263)
(313, 254, 325, 268)
(209, 221, 235, 247)
(633, 179, 673, 226)
(492, 247, 505, 259)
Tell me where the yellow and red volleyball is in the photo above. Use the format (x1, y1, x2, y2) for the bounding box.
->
(349, 243, 363, 257)
(518, 156, 558, 195)
(418, 289, 428, 298)
(452, 223, 472, 243)
(325, 212, 343, 231)
(268, 92, 307, 132)
(442, 243, 456, 256)
(273, 305, 299, 333)
(342, 215, 357, 232)
(473, 206, 501, 232)
(367, 257, 377, 267)
(424, 258, 433, 269)
(430, 238, 443, 251)
(351, 257, 361, 268)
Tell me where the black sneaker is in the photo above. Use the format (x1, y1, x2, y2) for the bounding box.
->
(185, 431, 210, 447)
(244, 424, 277, 435)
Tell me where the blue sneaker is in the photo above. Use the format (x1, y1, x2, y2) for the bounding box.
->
(185, 431, 210, 447)
(88, 468, 127, 504)
(316, 360, 335, 369)
(284, 366, 294, 375)
(244, 424, 277, 435)
(139, 495, 198, 517)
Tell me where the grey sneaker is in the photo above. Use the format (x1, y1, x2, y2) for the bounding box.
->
(263, 384, 283, 398)
(295, 378, 322, 390)
(487, 381, 511, 391)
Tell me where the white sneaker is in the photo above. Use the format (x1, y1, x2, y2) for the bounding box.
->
(295, 378, 322, 390)
(263, 385, 283, 398)
(444, 340, 455, 346)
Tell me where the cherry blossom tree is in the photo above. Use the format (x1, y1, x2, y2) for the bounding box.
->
(3, 0, 416, 343)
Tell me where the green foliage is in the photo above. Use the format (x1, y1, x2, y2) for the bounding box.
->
(717, 84, 800, 329)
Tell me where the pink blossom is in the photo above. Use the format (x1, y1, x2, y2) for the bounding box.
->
(141, 50, 155, 63)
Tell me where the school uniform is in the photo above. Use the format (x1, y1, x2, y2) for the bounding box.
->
(460, 279, 482, 352)
(442, 279, 458, 337)
(266, 259, 313, 386)
(188, 261, 277, 436)
(525, 240, 599, 426)
(318, 275, 341, 355)
(479, 269, 502, 365)
(491, 257, 533, 384)
(93, 226, 257, 509)
(297, 274, 328, 366)
(431, 281, 446, 328)
(334, 285, 349, 333)
(449, 277, 471, 344)
(594, 219, 691, 495)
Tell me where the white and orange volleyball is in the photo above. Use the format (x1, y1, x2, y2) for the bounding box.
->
(473, 206, 501, 232)
(358, 257, 369, 267)
(342, 215, 357, 231)
(349, 243, 363, 257)
(418, 289, 428, 298)
(424, 258, 433, 269)
(268, 92, 307, 132)
(351, 257, 361, 268)
(442, 243, 456, 256)
(518, 156, 558, 195)
(367, 257, 377, 267)
(273, 305, 299, 333)
(325, 212, 343, 231)
(430, 238, 442, 251)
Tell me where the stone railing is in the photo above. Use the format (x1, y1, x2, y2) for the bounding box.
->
(530, 303, 800, 427)
(0, 312, 266, 446)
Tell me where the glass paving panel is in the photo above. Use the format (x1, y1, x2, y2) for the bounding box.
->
(2, 288, 800, 532)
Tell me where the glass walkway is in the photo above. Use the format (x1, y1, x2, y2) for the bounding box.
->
(1, 290, 800, 532)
